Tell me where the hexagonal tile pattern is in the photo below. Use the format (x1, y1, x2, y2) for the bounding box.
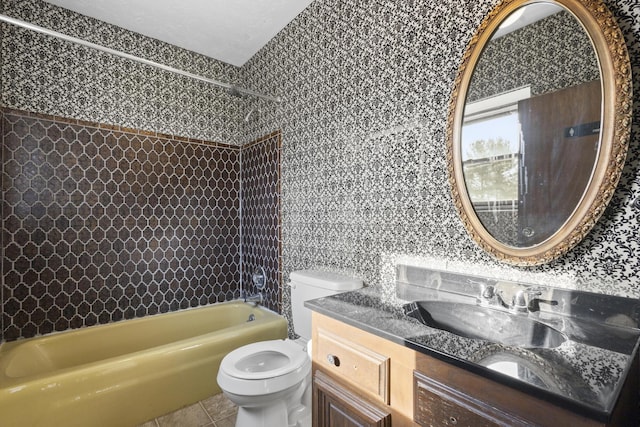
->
(241, 132, 282, 313)
(1, 109, 244, 341)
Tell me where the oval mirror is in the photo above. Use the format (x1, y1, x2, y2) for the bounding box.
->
(447, 0, 632, 265)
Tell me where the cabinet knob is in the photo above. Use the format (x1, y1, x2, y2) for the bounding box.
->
(327, 354, 340, 367)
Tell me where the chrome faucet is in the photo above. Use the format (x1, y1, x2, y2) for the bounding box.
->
(510, 288, 542, 313)
(482, 283, 557, 314)
(480, 283, 495, 300)
(243, 290, 263, 305)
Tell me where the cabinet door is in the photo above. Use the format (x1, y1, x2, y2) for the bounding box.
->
(313, 370, 391, 427)
(414, 371, 529, 427)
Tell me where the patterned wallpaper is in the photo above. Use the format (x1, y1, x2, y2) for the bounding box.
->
(1, 0, 248, 144)
(468, 10, 600, 102)
(1, 0, 640, 339)
(241, 0, 640, 319)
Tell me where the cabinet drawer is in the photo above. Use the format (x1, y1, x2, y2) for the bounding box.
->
(313, 370, 391, 427)
(414, 371, 529, 427)
(316, 328, 390, 404)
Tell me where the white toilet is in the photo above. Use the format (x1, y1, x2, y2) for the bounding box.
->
(217, 270, 363, 427)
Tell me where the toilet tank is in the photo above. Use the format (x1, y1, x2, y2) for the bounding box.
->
(289, 270, 363, 340)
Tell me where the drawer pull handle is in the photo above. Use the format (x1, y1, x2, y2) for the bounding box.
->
(449, 416, 458, 425)
(327, 354, 340, 367)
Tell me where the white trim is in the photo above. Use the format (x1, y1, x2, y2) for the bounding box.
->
(464, 86, 531, 121)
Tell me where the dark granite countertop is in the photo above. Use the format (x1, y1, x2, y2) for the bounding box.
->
(306, 278, 640, 423)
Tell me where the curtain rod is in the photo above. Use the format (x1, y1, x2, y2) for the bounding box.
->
(0, 14, 282, 103)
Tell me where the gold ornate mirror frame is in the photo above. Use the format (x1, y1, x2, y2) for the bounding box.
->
(447, 0, 632, 266)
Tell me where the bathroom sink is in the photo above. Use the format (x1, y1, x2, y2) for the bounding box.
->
(468, 345, 569, 395)
(403, 300, 566, 348)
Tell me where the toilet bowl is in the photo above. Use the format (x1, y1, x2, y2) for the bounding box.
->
(217, 339, 312, 427)
(217, 270, 363, 427)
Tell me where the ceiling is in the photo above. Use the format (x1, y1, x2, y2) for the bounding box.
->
(44, 0, 314, 67)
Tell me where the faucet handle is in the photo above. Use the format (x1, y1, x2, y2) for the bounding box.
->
(512, 290, 528, 311)
(511, 288, 543, 312)
(518, 288, 557, 312)
(480, 284, 495, 300)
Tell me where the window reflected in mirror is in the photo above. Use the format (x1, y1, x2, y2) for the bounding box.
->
(462, 88, 530, 246)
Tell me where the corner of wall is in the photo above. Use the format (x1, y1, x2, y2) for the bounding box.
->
(240, 131, 283, 314)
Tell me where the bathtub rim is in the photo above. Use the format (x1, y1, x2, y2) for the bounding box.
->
(0, 299, 280, 349)
(0, 300, 286, 386)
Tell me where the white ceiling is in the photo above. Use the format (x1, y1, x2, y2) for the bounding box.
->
(44, 0, 314, 67)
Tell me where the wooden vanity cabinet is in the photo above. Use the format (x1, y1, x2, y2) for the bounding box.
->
(413, 371, 528, 427)
(312, 312, 639, 427)
(413, 348, 638, 427)
(313, 369, 391, 427)
(311, 312, 417, 426)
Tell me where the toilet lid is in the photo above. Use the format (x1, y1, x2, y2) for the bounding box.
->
(221, 339, 309, 380)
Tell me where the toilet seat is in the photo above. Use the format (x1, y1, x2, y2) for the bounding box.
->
(221, 339, 308, 380)
(218, 339, 311, 397)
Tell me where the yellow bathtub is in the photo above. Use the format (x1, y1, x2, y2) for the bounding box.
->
(0, 301, 288, 427)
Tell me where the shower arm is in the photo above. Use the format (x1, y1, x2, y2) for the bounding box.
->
(0, 14, 282, 103)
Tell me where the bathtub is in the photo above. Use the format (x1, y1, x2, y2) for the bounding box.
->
(0, 301, 288, 426)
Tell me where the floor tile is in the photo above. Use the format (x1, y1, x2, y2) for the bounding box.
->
(201, 393, 238, 421)
(156, 402, 213, 427)
(213, 413, 236, 427)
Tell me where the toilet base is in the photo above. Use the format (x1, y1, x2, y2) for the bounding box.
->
(236, 404, 311, 427)
(236, 400, 288, 427)
(228, 378, 311, 427)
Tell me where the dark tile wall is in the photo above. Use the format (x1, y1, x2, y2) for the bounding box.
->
(0, 1, 285, 342)
(240, 132, 282, 313)
(1, 108, 243, 341)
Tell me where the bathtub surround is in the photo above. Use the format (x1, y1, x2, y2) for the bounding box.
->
(1, 108, 240, 340)
(0, 108, 282, 341)
(240, 132, 282, 312)
(2, 0, 640, 338)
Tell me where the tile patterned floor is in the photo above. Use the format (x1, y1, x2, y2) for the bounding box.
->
(137, 393, 237, 427)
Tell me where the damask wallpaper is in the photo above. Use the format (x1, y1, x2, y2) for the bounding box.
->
(1, 0, 247, 144)
(1, 0, 640, 340)
(468, 10, 600, 102)
(241, 0, 640, 312)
